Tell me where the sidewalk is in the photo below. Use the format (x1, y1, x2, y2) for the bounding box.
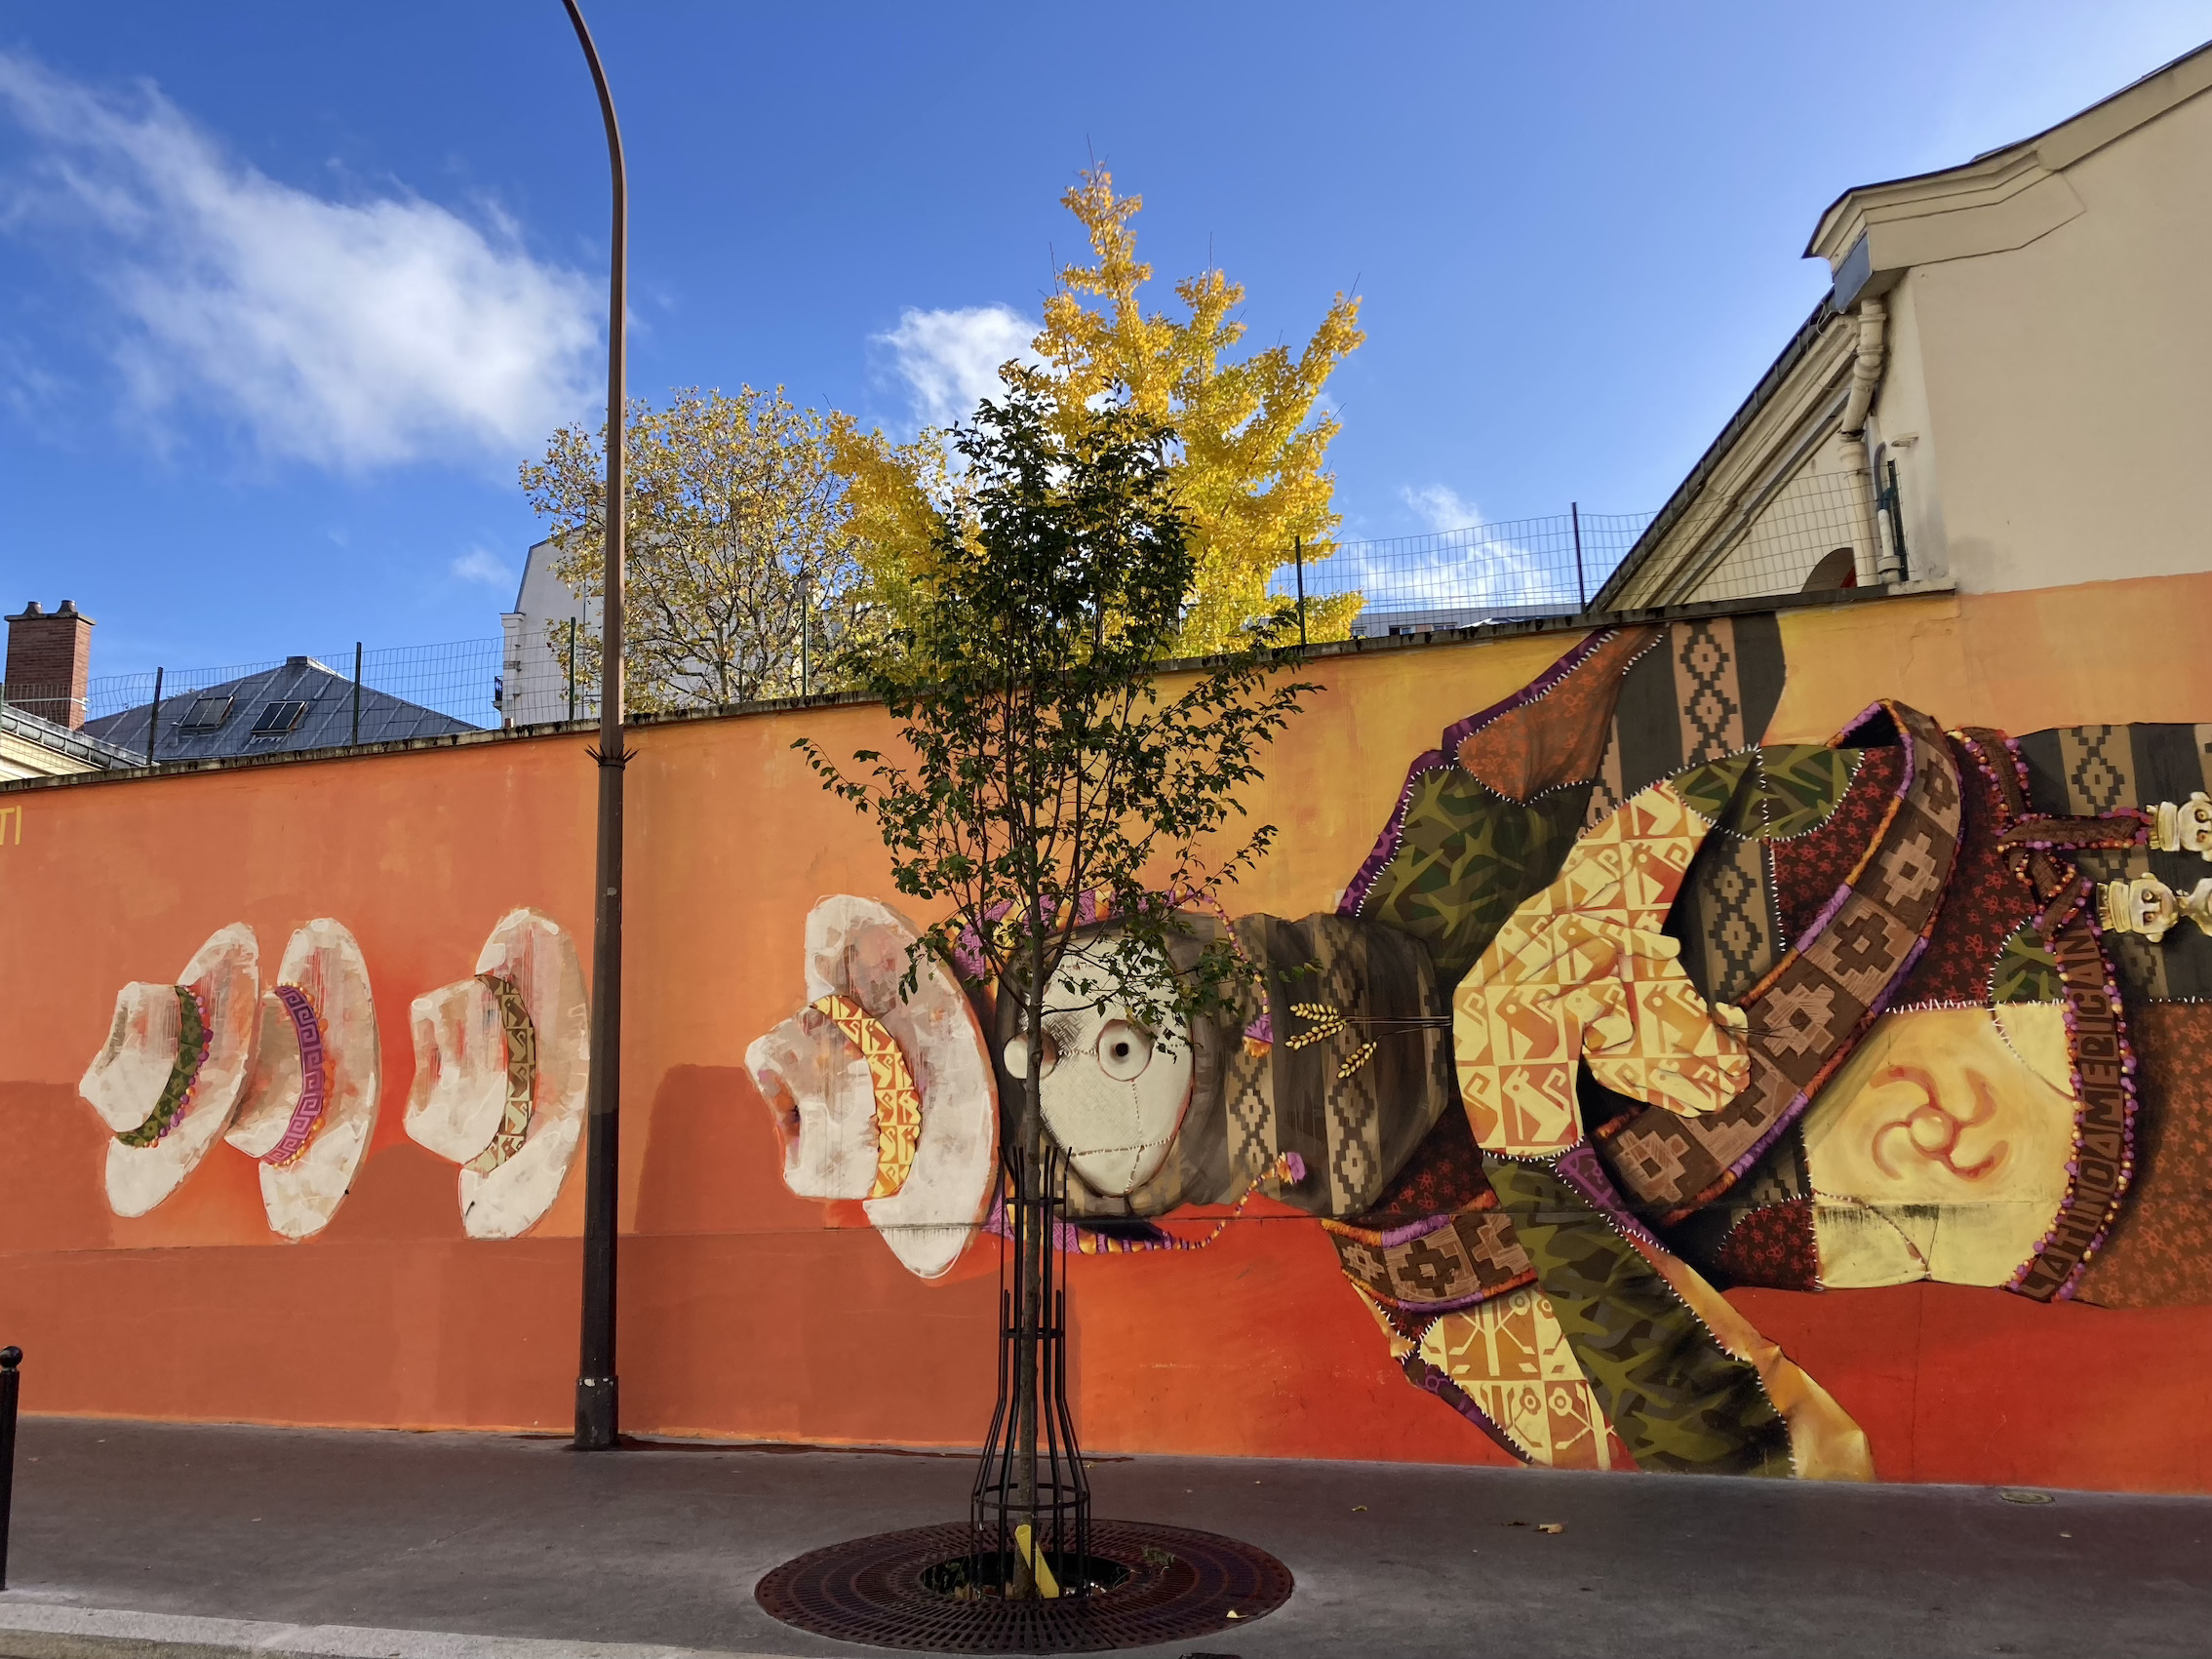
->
(1, 1418, 2207, 1659)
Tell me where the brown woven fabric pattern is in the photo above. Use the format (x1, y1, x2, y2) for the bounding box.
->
(2074, 1000, 2212, 1308)
(1600, 703, 1964, 1221)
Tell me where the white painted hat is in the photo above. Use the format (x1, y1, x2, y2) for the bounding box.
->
(747, 896, 998, 1279)
(80, 923, 260, 1217)
(403, 907, 589, 1240)
(224, 919, 380, 1240)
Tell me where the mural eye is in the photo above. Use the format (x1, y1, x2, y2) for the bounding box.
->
(1003, 1033, 1057, 1079)
(1097, 1019, 1154, 1082)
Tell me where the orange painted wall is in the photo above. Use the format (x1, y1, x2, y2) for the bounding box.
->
(3, 575, 2211, 1491)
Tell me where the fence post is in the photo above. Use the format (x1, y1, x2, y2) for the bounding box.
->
(567, 619, 578, 723)
(1293, 536, 1308, 650)
(147, 668, 163, 766)
(1, 1344, 20, 1591)
(1571, 502, 1587, 612)
(351, 643, 363, 746)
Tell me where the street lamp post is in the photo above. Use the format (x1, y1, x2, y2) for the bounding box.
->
(562, 0, 628, 1453)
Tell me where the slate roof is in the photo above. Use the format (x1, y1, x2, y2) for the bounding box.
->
(85, 656, 479, 761)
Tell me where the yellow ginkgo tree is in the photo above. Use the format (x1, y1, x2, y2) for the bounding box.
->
(838, 168, 1365, 652)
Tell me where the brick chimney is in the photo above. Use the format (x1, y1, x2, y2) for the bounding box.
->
(5, 599, 96, 729)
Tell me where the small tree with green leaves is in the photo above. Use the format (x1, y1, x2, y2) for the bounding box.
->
(800, 386, 1308, 1597)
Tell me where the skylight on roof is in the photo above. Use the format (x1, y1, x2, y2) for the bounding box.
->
(179, 694, 234, 731)
(248, 699, 309, 737)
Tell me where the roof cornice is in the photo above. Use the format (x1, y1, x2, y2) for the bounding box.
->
(1805, 39, 2212, 270)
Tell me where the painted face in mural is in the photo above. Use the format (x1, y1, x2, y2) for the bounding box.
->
(1007, 940, 1195, 1198)
(1799, 1005, 2078, 1288)
(2101, 874, 2184, 941)
(2149, 791, 2212, 859)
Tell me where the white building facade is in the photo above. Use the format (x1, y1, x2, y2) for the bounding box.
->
(496, 538, 599, 729)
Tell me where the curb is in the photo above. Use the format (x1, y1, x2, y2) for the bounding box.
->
(0, 1605, 804, 1659)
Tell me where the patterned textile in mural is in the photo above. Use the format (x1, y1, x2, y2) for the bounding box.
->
(1342, 1093, 1495, 1229)
(1226, 912, 1454, 1217)
(1316, 638, 2200, 1471)
(1584, 614, 1788, 826)
(1454, 771, 1754, 1161)
(1409, 1284, 1631, 1471)
(1346, 774, 1593, 986)
(2074, 1000, 2212, 1307)
(1713, 1197, 1821, 1290)
(1487, 1162, 1793, 1477)
(749, 615, 2212, 1487)
(1601, 703, 1965, 1222)
(2017, 724, 2212, 1002)
(1887, 735, 2044, 1008)
(1325, 1194, 1535, 1315)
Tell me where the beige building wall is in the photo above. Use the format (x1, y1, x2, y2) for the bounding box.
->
(1602, 44, 2212, 612)
(1870, 85, 2212, 594)
(1860, 274, 1944, 580)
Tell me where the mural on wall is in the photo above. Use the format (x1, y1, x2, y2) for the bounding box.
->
(81, 923, 260, 1218)
(225, 920, 379, 1241)
(749, 895, 998, 1280)
(77, 910, 588, 1242)
(405, 907, 590, 1240)
(752, 618, 2212, 1480)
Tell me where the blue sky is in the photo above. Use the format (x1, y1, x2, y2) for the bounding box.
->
(3, 1, 2208, 680)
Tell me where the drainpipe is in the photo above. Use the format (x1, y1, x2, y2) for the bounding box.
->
(1836, 296, 1893, 581)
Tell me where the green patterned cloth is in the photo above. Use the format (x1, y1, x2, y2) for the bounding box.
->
(1354, 771, 1592, 984)
(1992, 925, 2066, 1004)
(1677, 744, 1862, 841)
(1487, 1162, 1793, 1478)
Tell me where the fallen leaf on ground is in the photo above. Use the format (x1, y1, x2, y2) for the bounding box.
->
(1537, 1523, 1565, 1534)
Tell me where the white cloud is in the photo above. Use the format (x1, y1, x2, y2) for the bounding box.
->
(873, 304, 1042, 429)
(1401, 482, 1481, 535)
(0, 51, 599, 470)
(451, 546, 514, 588)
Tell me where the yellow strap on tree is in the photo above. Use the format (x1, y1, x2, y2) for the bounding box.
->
(1012, 1522, 1061, 1598)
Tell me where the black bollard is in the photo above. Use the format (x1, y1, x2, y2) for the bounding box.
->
(1, 1345, 20, 1591)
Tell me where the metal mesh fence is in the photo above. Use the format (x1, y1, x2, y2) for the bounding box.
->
(1667, 467, 1877, 604)
(1272, 510, 1656, 637)
(2, 487, 1902, 768)
(501, 620, 600, 727)
(59, 641, 510, 730)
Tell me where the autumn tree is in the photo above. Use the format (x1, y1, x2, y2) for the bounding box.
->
(523, 386, 866, 711)
(837, 168, 1365, 653)
(803, 388, 1308, 1596)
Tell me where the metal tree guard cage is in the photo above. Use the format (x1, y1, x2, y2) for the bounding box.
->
(968, 1146, 1093, 1600)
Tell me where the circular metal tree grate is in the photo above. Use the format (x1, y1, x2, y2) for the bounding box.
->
(755, 1519, 1293, 1653)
